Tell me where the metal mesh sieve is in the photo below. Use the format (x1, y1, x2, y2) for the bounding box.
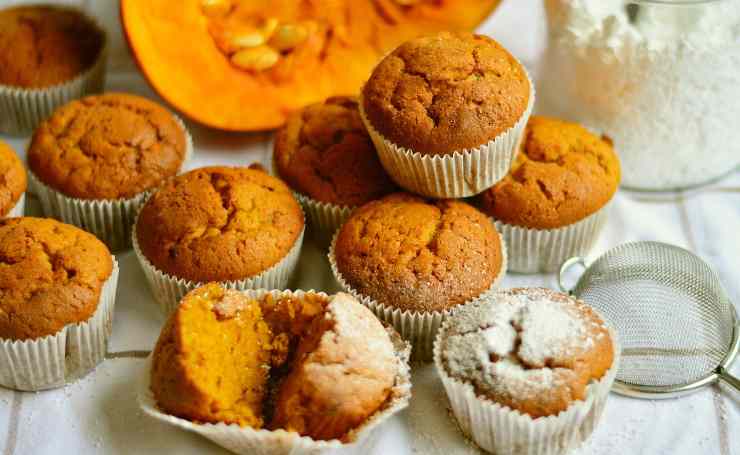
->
(559, 241, 740, 398)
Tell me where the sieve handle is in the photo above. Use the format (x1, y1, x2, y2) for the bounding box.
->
(717, 366, 740, 392)
(558, 256, 587, 295)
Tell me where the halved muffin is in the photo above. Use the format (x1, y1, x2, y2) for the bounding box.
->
(150, 284, 402, 441)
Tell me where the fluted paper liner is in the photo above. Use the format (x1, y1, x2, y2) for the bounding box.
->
(4, 193, 25, 218)
(28, 116, 193, 252)
(0, 257, 119, 391)
(495, 202, 611, 274)
(132, 208, 306, 317)
(328, 229, 508, 361)
(359, 69, 535, 199)
(138, 288, 412, 455)
(433, 317, 620, 455)
(294, 192, 353, 247)
(0, 8, 108, 136)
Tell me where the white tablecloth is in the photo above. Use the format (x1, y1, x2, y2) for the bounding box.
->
(0, 1, 738, 454)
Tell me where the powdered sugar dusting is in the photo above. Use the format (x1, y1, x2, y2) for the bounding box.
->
(442, 288, 609, 409)
(518, 299, 587, 368)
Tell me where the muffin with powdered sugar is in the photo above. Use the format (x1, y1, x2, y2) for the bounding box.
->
(434, 287, 619, 455)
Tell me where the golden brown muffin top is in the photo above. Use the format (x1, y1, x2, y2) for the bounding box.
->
(362, 32, 530, 155)
(334, 193, 503, 313)
(28, 93, 187, 200)
(274, 96, 397, 207)
(136, 166, 304, 283)
(0, 141, 27, 216)
(271, 292, 397, 440)
(0, 5, 104, 88)
(0, 217, 112, 341)
(441, 288, 614, 418)
(480, 116, 621, 230)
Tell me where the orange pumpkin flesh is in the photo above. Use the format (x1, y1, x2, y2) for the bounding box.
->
(120, 0, 500, 132)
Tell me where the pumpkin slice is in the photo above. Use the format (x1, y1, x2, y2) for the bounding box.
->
(120, 0, 500, 131)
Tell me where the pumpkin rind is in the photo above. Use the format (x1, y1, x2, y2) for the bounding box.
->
(120, 0, 500, 131)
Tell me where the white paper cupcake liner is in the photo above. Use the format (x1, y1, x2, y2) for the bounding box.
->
(328, 229, 508, 361)
(0, 8, 108, 136)
(0, 257, 119, 391)
(434, 322, 621, 455)
(138, 288, 412, 455)
(28, 116, 193, 252)
(495, 201, 611, 274)
(294, 192, 353, 246)
(359, 69, 535, 199)
(3, 192, 25, 218)
(132, 208, 306, 317)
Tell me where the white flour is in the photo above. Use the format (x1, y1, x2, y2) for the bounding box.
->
(539, 0, 740, 190)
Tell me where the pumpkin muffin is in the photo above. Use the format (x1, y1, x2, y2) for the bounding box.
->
(0, 217, 113, 340)
(0, 141, 26, 217)
(333, 193, 503, 313)
(271, 292, 397, 440)
(478, 116, 620, 273)
(274, 96, 397, 207)
(150, 285, 399, 442)
(136, 166, 304, 283)
(362, 31, 530, 155)
(480, 116, 620, 230)
(435, 288, 617, 454)
(0, 5, 104, 88)
(28, 93, 188, 200)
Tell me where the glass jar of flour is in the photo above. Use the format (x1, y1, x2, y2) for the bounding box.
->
(540, 0, 740, 191)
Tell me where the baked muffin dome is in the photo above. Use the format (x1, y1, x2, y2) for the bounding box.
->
(271, 293, 397, 440)
(439, 288, 614, 418)
(274, 96, 397, 207)
(0, 141, 26, 216)
(136, 166, 304, 283)
(27, 93, 187, 200)
(334, 193, 504, 312)
(151, 285, 397, 441)
(0, 217, 112, 340)
(362, 32, 530, 155)
(0, 5, 104, 88)
(480, 116, 621, 229)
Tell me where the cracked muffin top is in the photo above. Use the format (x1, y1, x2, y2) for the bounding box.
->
(333, 192, 503, 312)
(439, 288, 614, 418)
(361, 32, 530, 155)
(0, 141, 26, 216)
(480, 116, 621, 230)
(28, 93, 187, 200)
(0, 217, 113, 340)
(136, 166, 304, 283)
(151, 284, 400, 441)
(0, 5, 104, 88)
(274, 96, 397, 207)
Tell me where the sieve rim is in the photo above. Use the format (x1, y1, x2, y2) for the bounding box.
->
(559, 242, 740, 399)
(612, 303, 739, 399)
